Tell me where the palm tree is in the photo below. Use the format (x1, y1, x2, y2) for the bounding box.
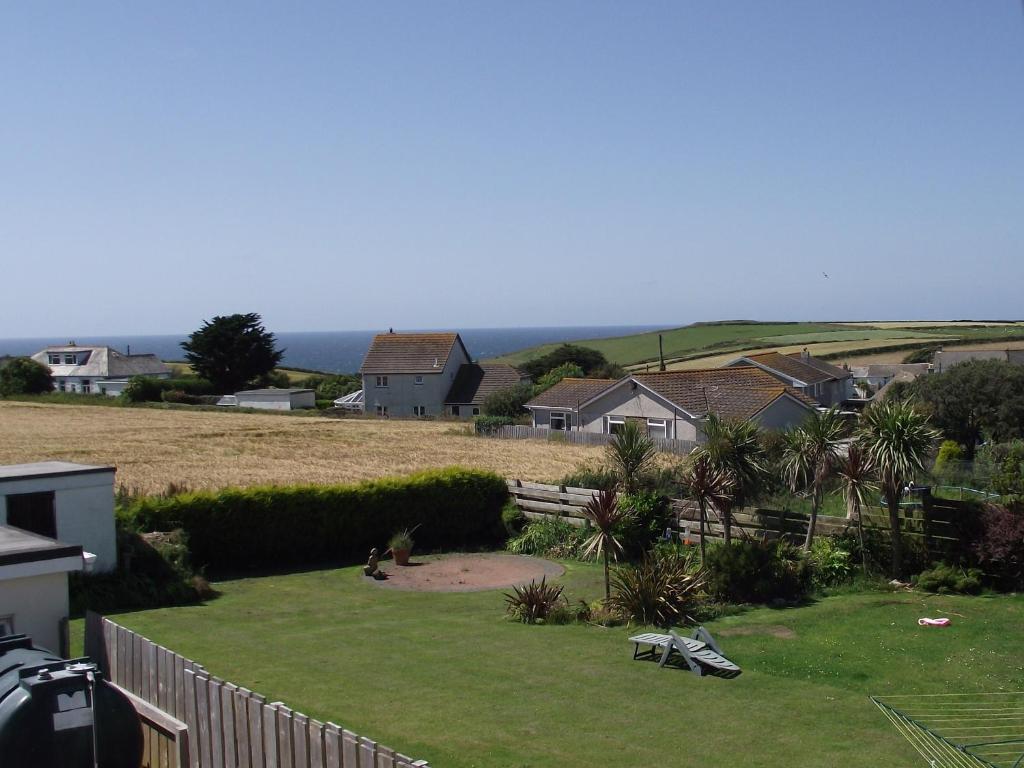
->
(580, 489, 630, 600)
(778, 407, 847, 550)
(681, 453, 734, 564)
(606, 420, 657, 494)
(857, 400, 939, 578)
(692, 414, 766, 544)
(834, 443, 876, 575)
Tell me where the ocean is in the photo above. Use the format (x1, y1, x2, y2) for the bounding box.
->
(0, 325, 665, 375)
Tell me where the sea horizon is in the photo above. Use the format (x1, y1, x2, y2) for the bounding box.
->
(0, 324, 669, 375)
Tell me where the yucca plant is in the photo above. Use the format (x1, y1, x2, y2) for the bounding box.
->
(607, 549, 706, 628)
(857, 400, 939, 577)
(606, 420, 657, 494)
(580, 489, 631, 600)
(504, 577, 565, 624)
(834, 443, 876, 575)
(681, 454, 733, 564)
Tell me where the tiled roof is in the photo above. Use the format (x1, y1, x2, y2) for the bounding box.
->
(446, 363, 527, 405)
(786, 352, 851, 380)
(359, 333, 467, 374)
(630, 367, 817, 419)
(526, 378, 617, 409)
(742, 352, 839, 385)
(31, 346, 171, 379)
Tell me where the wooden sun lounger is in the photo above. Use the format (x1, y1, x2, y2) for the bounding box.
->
(629, 627, 742, 678)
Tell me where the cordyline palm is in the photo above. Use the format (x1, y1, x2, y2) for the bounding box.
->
(834, 443, 876, 575)
(606, 420, 657, 494)
(580, 489, 630, 600)
(692, 414, 766, 544)
(681, 454, 733, 564)
(779, 407, 847, 551)
(856, 400, 938, 578)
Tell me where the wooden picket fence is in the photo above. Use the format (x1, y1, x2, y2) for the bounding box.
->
(84, 613, 428, 768)
(507, 480, 970, 548)
(482, 424, 697, 456)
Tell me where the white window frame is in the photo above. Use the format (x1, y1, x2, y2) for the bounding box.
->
(550, 411, 569, 431)
(63, 354, 75, 364)
(48, 354, 61, 365)
(605, 416, 625, 435)
(81, 379, 91, 394)
(375, 376, 389, 388)
(414, 375, 424, 385)
(413, 405, 427, 417)
(647, 419, 668, 439)
(375, 404, 388, 416)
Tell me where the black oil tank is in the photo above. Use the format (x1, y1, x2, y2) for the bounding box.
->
(0, 634, 144, 768)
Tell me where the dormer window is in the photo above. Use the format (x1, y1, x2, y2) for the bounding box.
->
(63, 354, 76, 365)
(48, 354, 61, 365)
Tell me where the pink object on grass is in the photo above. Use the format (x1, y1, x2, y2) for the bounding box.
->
(918, 617, 951, 627)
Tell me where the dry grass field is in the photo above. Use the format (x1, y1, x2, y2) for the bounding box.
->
(0, 402, 602, 494)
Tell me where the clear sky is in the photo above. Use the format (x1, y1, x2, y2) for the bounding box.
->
(2, 2, 1023, 336)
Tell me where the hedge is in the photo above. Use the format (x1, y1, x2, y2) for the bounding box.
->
(123, 468, 509, 571)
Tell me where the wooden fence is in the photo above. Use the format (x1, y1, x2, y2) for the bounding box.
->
(507, 480, 970, 549)
(482, 424, 697, 456)
(84, 613, 428, 768)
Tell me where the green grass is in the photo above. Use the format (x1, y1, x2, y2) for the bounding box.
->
(73, 562, 1024, 767)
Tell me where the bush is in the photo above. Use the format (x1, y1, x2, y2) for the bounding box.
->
(501, 501, 527, 536)
(161, 389, 204, 405)
(121, 376, 218, 402)
(506, 517, 587, 559)
(315, 399, 335, 410)
(912, 563, 983, 595)
(616, 492, 673, 558)
(703, 540, 811, 603)
(808, 537, 854, 587)
(560, 464, 620, 491)
(473, 415, 514, 435)
(973, 503, 1024, 589)
(534, 363, 585, 393)
(607, 549, 705, 628)
(504, 578, 565, 624)
(0, 357, 53, 396)
(123, 468, 508, 571)
(482, 383, 535, 419)
(121, 376, 166, 403)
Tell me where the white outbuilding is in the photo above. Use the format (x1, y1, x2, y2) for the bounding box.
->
(234, 388, 316, 411)
(0, 462, 117, 573)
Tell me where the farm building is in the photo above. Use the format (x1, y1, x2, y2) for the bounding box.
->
(0, 524, 86, 655)
(30, 343, 171, 396)
(234, 388, 316, 410)
(0, 462, 117, 572)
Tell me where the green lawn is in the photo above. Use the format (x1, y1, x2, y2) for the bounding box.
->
(75, 563, 1024, 767)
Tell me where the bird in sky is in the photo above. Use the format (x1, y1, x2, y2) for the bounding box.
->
(822, 271, 830, 279)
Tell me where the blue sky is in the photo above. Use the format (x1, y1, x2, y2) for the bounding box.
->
(2, 2, 1022, 336)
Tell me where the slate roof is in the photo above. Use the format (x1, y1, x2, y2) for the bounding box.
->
(629, 367, 818, 419)
(741, 352, 846, 385)
(445, 363, 528, 406)
(786, 352, 851, 380)
(359, 333, 468, 375)
(525, 378, 618, 409)
(31, 346, 171, 379)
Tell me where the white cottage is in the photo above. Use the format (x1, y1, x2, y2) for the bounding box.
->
(31, 344, 172, 396)
(0, 462, 117, 572)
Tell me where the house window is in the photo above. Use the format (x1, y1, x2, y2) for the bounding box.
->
(451, 405, 461, 416)
(606, 417, 626, 435)
(647, 419, 668, 439)
(0, 615, 13, 636)
(472, 407, 480, 415)
(81, 380, 91, 393)
(414, 376, 424, 385)
(63, 354, 76, 364)
(58, 382, 66, 392)
(413, 406, 427, 416)
(48, 354, 61, 364)
(375, 376, 389, 388)
(375, 404, 388, 416)
(550, 412, 569, 431)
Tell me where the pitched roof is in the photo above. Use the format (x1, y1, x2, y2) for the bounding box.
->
(740, 351, 846, 385)
(851, 363, 930, 379)
(445, 363, 527, 406)
(359, 333, 468, 374)
(786, 352, 850, 380)
(628, 367, 817, 419)
(525, 378, 617, 409)
(31, 346, 171, 379)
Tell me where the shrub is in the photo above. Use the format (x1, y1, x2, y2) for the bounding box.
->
(123, 468, 508, 571)
(808, 537, 853, 587)
(912, 563, 983, 595)
(315, 399, 335, 410)
(121, 376, 167, 403)
(607, 549, 706, 628)
(473, 415, 514, 435)
(973, 503, 1024, 588)
(560, 464, 619, 491)
(534, 362, 585, 392)
(0, 357, 53, 396)
(520, 344, 608, 379)
(506, 517, 586, 559)
(504, 578, 565, 624)
(703, 540, 811, 603)
(616, 492, 673, 558)
(501, 501, 526, 536)
(482, 383, 535, 419)
(161, 389, 204, 405)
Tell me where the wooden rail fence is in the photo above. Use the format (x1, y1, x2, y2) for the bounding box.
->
(84, 613, 429, 768)
(482, 425, 697, 456)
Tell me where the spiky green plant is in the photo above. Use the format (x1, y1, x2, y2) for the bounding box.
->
(681, 453, 734, 564)
(503, 577, 565, 624)
(856, 400, 939, 577)
(834, 442, 877, 575)
(607, 549, 706, 628)
(778, 407, 848, 550)
(580, 488, 631, 600)
(605, 420, 657, 494)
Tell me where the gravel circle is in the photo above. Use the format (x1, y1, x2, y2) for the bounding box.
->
(367, 553, 564, 592)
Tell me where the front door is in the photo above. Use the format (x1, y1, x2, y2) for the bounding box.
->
(6, 491, 57, 539)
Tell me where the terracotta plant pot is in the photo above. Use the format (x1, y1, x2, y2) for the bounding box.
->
(393, 548, 411, 566)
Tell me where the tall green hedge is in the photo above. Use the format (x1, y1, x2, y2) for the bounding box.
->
(123, 468, 509, 571)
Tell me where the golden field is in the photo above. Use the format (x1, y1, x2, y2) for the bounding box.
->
(0, 402, 602, 494)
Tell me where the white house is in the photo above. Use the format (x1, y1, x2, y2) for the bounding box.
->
(0, 462, 117, 572)
(235, 388, 316, 411)
(0, 524, 86, 655)
(31, 344, 172, 396)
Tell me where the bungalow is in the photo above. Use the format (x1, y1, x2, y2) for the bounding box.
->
(525, 368, 816, 442)
(724, 349, 853, 407)
(31, 343, 171, 396)
(358, 331, 526, 418)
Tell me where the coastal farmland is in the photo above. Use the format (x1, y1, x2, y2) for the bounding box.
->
(0, 401, 601, 493)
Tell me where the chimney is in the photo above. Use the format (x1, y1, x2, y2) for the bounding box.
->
(802, 347, 810, 361)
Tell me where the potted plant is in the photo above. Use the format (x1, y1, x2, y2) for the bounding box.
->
(388, 528, 416, 566)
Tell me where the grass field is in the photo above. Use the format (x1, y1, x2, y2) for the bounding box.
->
(73, 564, 1024, 767)
(0, 401, 600, 493)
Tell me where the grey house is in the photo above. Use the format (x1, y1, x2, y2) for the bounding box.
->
(725, 350, 853, 407)
(526, 368, 816, 442)
(444, 363, 531, 417)
(31, 344, 171, 396)
(933, 348, 1024, 372)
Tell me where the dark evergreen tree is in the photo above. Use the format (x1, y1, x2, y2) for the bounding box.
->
(181, 313, 284, 393)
